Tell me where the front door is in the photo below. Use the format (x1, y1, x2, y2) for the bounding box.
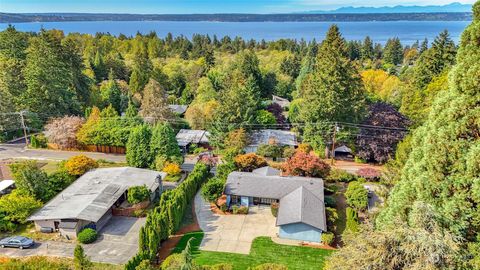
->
(54, 221, 59, 231)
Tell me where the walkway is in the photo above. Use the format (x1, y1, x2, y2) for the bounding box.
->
(194, 192, 277, 254)
(0, 144, 125, 163)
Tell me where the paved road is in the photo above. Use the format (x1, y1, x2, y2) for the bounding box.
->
(0, 144, 126, 163)
(0, 216, 144, 264)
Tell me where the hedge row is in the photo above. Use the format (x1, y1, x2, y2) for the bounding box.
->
(125, 163, 210, 270)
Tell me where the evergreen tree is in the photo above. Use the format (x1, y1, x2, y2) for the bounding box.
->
(361, 36, 374, 61)
(92, 50, 107, 82)
(100, 70, 122, 113)
(150, 123, 181, 162)
(383, 37, 403, 65)
(419, 38, 429, 54)
(378, 2, 480, 248)
(180, 238, 195, 270)
(23, 30, 80, 117)
(125, 101, 139, 118)
(126, 124, 152, 168)
(139, 79, 173, 124)
(298, 25, 365, 149)
(74, 244, 92, 270)
(295, 41, 317, 92)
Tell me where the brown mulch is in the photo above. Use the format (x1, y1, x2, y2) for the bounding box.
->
(156, 201, 201, 263)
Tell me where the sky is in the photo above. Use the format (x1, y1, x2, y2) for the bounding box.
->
(0, 0, 476, 14)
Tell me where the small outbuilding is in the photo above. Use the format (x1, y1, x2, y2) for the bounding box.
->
(28, 167, 165, 239)
(176, 129, 210, 153)
(272, 95, 290, 109)
(168, 105, 188, 116)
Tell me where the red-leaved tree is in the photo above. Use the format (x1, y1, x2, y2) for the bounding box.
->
(282, 151, 331, 178)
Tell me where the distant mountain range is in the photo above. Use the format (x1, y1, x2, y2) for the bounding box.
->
(303, 2, 472, 14)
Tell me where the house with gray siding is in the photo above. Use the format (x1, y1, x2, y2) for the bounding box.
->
(28, 167, 165, 239)
(224, 167, 326, 243)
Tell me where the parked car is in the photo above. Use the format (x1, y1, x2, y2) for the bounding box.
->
(0, 236, 35, 249)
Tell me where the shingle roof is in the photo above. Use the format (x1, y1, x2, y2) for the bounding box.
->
(272, 95, 291, 108)
(176, 129, 210, 147)
(248, 130, 297, 147)
(168, 105, 188, 115)
(0, 180, 14, 193)
(28, 167, 165, 223)
(225, 170, 324, 201)
(252, 166, 281, 176)
(276, 186, 327, 231)
(334, 145, 352, 153)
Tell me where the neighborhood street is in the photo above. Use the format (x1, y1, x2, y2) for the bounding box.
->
(0, 144, 126, 163)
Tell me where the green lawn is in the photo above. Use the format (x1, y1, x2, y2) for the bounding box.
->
(174, 232, 335, 270)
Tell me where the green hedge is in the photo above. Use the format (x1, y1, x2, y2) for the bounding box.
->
(125, 163, 210, 270)
(77, 228, 97, 244)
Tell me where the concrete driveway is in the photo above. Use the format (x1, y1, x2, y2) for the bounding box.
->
(195, 193, 277, 254)
(0, 216, 144, 264)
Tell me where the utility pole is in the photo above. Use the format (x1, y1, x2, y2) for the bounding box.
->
(330, 122, 338, 165)
(19, 110, 29, 147)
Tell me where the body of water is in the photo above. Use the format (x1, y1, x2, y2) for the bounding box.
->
(0, 20, 470, 44)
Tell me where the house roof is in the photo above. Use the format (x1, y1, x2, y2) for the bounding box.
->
(28, 167, 165, 223)
(176, 129, 210, 147)
(248, 130, 297, 147)
(276, 186, 327, 231)
(225, 169, 324, 201)
(0, 180, 14, 193)
(272, 95, 291, 108)
(334, 145, 352, 153)
(252, 166, 281, 176)
(168, 105, 188, 115)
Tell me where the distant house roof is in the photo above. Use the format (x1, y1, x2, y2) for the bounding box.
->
(276, 186, 327, 231)
(225, 169, 324, 201)
(28, 167, 165, 223)
(334, 145, 352, 153)
(0, 180, 14, 193)
(169, 105, 188, 115)
(248, 130, 297, 147)
(272, 95, 290, 108)
(176, 129, 210, 147)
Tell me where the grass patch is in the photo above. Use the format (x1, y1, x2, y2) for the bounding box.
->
(0, 256, 123, 270)
(174, 232, 335, 270)
(164, 174, 182, 182)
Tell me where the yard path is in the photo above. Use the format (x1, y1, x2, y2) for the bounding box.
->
(195, 192, 277, 254)
(0, 144, 126, 163)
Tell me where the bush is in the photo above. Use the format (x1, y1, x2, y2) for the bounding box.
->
(133, 209, 148, 218)
(327, 169, 358, 183)
(162, 163, 181, 175)
(271, 202, 279, 217)
(346, 207, 360, 233)
(282, 151, 331, 178)
(65, 155, 99, 176)
(155, 156, 168, 171)
(326, 207, 338, 232)
(77, 228, 97, 244)
(161, 253, 183, 270)
(30, 134, 47, 149)
(324, 196, 336, 208)
(233, 205, 249, 214)
(297, 143, 313, 154)
(249, 263, 288, 270)
(282, 147, 296, 158)
(202, 264, 233, 270)
(234, 153, 268, 172)
(354, 156, 366, 164)
(256, 144, 283, 159)
(201, 177, 225, 203)
(127, 185, 151, 205)
(216, 162, 237, 181)
(357, 168, 381, 180)
(322, 232, 335, 245)
(345, 181, 369, 211)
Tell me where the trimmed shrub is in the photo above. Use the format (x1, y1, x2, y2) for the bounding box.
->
(322, 232, 335, 245)
(65, 155, 99, 176)
(271, 202, 279, 217)
(346, 207, 360, 233)
(326, 169, 358, 183)
(77, 228, 97, 244)
(162, 163, 181, 175)
(345, 181, 369, 211)
(324, 196, 336, 208)
(161, 253, 183, 270)
(127, 185, 150, 205)
(201, 177, 225, 203)
(233, 205, 249, 215)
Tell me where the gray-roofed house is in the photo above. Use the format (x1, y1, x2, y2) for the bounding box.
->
(28, 167, 165, 239)
(176, 129, 210, 153)
(169, 105, 188, 115)
(224, 167, 326, 243)
(245, 129, 298, 153)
